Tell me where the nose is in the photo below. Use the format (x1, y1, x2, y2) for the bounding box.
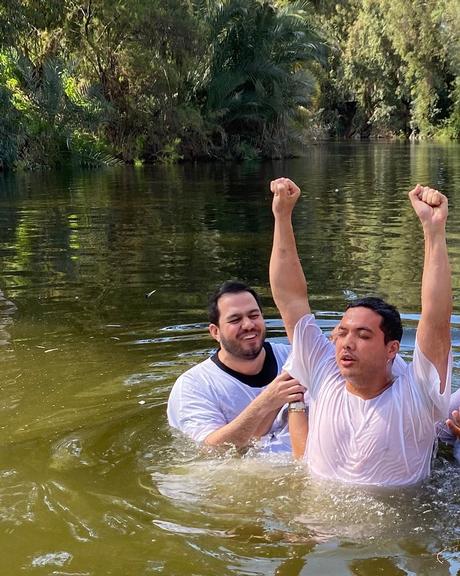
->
(241, 316, 255, 330)
(343, 333, 355, 349)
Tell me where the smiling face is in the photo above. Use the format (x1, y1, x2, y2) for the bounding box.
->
(334, 306, 400, 390)
(209, 291, 266, 361)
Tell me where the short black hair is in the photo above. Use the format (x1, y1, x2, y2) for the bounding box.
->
(208, 281, 262, 325)
(346, 296, 403, 343)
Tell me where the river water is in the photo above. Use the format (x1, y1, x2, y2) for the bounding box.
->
(0, 142, 459, 575)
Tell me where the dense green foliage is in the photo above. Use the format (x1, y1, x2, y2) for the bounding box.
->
(0, 0, 459, 170)
(314, 0, 460, 139)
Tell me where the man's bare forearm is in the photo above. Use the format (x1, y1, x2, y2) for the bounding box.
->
(270, 179, 310, 342)
(421, 229, 451, 332)
(271, 216, 308, 309)
(420, 230, 451, 390)
(204, 371, 304, 448)
(409, 185, 452, 392)
(288, 411, 308, 459)
(204, 395, 279, 448)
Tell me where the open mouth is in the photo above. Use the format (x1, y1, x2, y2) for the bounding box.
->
(340, 354, 356, 366)
(241, 333, 258, 341)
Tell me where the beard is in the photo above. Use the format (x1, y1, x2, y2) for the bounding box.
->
(220, 331, 265, 360)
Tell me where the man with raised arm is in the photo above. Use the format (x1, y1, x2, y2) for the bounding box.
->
(167, 280, 305, 452)
(270, 178, 452, 486)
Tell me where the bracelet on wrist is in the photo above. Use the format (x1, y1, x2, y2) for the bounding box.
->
(288, 401, 306, 412)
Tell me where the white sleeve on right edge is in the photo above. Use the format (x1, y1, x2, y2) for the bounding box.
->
(411, 338, 452, 421)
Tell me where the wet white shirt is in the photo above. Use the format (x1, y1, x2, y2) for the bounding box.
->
(285, 314, 452, 486)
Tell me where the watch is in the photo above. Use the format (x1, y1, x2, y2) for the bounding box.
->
(288, 401, 306, 412)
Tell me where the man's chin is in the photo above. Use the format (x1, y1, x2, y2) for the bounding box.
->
(240, 342, 264, 359)
(241, 346, 263, 360)
(242, 352, 261, 360)
(338, 366, 354, 380)
(220, 335, 265, 361)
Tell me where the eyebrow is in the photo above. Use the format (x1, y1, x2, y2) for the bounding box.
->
(338, 325, 374, 334)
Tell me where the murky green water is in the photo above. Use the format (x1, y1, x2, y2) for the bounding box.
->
(0, 142, 459, 575)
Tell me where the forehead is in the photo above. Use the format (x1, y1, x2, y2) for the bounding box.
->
(341, 306, 383, 331)
(217, 291, 261, 317)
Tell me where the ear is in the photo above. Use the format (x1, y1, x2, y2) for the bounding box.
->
(208, 323, 220, 343)
(330, 323, 339, 344)
(387, 340, 400, 360)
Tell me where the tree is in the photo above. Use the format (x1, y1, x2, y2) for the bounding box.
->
(203, 0, 325, 157)
(314, 0, 460, 138)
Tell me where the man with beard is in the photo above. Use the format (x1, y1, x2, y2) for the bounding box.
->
(167, 280, 305, 451)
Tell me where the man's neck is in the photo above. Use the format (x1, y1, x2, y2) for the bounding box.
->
(217, 347, 266, 375)
(345, 370, 395, 400)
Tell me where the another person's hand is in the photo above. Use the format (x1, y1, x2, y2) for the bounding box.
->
(446, 408, 460, 440)
(270, 178, 301, 217)
(259, 371, 305, 410)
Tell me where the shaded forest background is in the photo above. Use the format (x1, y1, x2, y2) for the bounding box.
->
(0, 0, 459, 170)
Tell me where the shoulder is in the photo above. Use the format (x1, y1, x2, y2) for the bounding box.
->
(172, 357, 220, 390)
(168, 358, 225, 417)
(396, 340, 452, 417)
(411, 338, 451, 387)
(292, 313, 332, 354)
(293, 313, 321, 338)
(391, 354, 407, 378)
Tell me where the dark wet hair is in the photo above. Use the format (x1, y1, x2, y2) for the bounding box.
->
(208, 281, 262, 325)
(346, 297, 403, 343)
